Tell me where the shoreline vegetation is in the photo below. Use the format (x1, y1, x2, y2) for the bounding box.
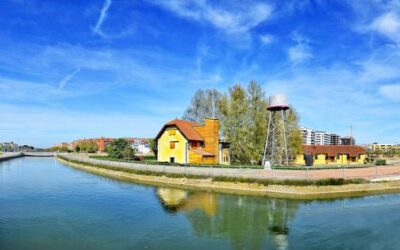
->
(89, 155, 373, 170)
(56, 155, 400, 199)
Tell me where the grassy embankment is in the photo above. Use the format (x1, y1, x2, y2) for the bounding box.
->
(89, 155, 373, 170)
(60, 155, 366, 186)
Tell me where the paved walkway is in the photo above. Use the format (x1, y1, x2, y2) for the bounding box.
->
(0, 152, 23, 161)
(59, 154, 400, 181)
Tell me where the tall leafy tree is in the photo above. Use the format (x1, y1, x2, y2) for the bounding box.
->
(219, 84, 251, 163)
(182, 82, 302, 165)
(182, 89, 222, 123)
(246, 81, 268, 163)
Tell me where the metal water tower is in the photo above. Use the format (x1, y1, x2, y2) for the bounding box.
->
(262, 95, 290, 168)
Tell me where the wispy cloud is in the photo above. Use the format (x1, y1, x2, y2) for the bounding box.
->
(259, 33, 275, 45)
(93, 0, 112, 37)
(370, 12, 400, 42)
(380, 84, 400, 101)
(287, 32, 312, 64)
(151, 0, 273, 34)
(58, 67, 80, 90)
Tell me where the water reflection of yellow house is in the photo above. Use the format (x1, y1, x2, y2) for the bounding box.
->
(156, 188, 219, 216)
(155, 118, 230, 165)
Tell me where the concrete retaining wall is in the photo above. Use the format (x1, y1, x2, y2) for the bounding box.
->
(0, 152, 23, 162)
(57, 154, 295, 180)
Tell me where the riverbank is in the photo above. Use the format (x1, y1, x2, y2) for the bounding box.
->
(0, 152, 55, 162)
(0, 152, 23, 161)
(56, 155, 400, 199)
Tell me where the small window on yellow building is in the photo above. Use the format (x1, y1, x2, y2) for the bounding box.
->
(170, 141, 177, 149)
(168, 130, 176, 136)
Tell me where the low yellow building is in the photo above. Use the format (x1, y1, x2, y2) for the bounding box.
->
(295, 145, 367, 166)
(155, 118, 230, 165)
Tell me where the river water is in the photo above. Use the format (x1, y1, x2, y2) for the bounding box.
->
(1, 157, 400, 250)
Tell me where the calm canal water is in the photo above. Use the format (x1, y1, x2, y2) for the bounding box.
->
(1, 157, 400, 250)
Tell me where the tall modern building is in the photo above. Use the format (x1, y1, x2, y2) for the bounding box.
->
(300, 127, 315, 145)
(300, 127, 353, 146)
(315, 131, 331, 145)
(330, 134, 341, 145)
(341, 136, 355, 145)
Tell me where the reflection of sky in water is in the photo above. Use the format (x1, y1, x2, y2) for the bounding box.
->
(2, 157, 400, 250)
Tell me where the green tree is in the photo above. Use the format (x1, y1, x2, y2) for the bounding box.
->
(219, 84, 251, 163)
(59, 146, 69, 152)
(182, 89, 222, 123)
(149, 138, 158, 157)
(286, 107, 302, 159)
(183, 82, 302, 165)
(75, 144, 81, 152)
(79, 141, 88, 152)
(246, 81, 268, 163)
(86, 141, 98, 153)
(107, 138, 128, 159)
(122, 145, 136, 160)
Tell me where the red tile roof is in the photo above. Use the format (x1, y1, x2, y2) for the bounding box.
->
(302, 145, 366, 157)
(156, 119, 204, 141)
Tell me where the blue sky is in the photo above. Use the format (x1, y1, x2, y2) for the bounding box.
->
(1, 0, 400, 147)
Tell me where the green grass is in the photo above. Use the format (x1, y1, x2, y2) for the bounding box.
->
(89, 155, 263, 169)
(59, 155, 367, 186)
(375, 159, 387, 166)
(89, 155, 374, 170)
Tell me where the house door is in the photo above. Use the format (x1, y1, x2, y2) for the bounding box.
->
(170, 157, 175, 163)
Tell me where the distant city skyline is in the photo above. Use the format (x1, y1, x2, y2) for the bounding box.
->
(1, 0, 400, 147)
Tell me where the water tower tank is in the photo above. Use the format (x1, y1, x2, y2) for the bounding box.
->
(268, 95, 289, 111)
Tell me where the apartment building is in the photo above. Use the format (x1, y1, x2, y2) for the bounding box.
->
(330, 134, 341, 145)
(300, 127, 350, 146)
(340, 136, 355, 145)
(315, 131, 331, 145)
(300, 127, 315, 145)
(369, 143, 400, 151)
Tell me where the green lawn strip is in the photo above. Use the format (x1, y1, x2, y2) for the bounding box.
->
(89, 155, 379, 170)
(89, 155, 263, 169)
(59, 155, 366, 186)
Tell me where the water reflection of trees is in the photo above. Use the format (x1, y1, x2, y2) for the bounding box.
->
(156, 187, 300, 250)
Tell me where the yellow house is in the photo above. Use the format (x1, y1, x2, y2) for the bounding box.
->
(155, 118, 230, 165)
(295, 145, 367, 166)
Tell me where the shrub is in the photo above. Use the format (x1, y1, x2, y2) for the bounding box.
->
(375, 159, 387, 166)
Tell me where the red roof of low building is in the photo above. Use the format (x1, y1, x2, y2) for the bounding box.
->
(156, 119, 204, 141)
(302, 145, 366, 157)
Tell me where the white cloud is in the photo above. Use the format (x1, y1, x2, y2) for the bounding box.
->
(93, 0, 112, 37)
(288, 43, 312, 64)
(152, 0, 273, 34)
(370, 12, 400, 42)
(287, 32, 312, 64)
(380, 84, 400, 101)
(259, 33, 274, 44)
(58, 67, 80, 90)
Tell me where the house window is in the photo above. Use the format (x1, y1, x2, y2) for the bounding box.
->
(168, 130, 176, 136)
(170, 141, 176, 149)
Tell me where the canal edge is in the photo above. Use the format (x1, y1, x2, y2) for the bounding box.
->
(55, 156, 400, 200)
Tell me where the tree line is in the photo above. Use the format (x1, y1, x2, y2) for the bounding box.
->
(182, 81, 302, 165)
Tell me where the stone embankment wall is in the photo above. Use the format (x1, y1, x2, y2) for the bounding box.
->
(58, 153, 277, 180)
(0, 152, 23, 162)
